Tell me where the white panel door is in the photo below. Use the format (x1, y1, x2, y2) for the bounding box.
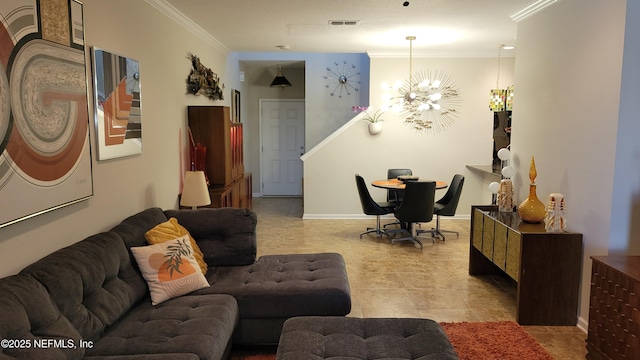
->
(261, 100, 305, 196)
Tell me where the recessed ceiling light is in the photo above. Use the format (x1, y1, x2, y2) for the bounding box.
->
(502, 45, 515, 50)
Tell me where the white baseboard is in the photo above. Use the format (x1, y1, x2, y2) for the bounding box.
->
(302, 214, 471, 220)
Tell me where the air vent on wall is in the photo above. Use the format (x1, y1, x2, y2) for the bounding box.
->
(329, 20, 360, 26)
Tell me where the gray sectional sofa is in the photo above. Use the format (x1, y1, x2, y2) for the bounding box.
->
(0, 207, 351, 360)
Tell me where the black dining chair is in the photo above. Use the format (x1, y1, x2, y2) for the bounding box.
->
(383, 168, 412, 229)
(419, 174, 465, 241)
(391, 180, 436, 249)
(386, 168, 413, 204)
(355, 174, 396, 238)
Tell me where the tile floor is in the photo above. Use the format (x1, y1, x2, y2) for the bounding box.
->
(251, 197, 587, 359)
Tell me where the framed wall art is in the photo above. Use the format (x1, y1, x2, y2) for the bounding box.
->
(0, 0, 94, 228)
(92, 48, 142, 160)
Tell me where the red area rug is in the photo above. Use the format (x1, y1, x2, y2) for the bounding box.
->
(228, 321, 553, 360)
(439, 321, 553, 360)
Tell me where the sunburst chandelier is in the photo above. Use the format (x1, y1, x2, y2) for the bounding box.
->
(381, 36, 462, 133)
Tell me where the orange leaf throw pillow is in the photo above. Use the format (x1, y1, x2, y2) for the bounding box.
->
(145, 217, 207, 274)
(131, 236, 209, 305)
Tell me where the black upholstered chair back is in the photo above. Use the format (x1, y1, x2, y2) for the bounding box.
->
(394, 181, 436, 224)
(435, 174, 465, 216)
(387, 168, 412, 203)
(355, 174, 390, 216)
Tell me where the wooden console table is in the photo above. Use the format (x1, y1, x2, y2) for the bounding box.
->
(587, 256, 640, 360)
(469, 205, 583, 325)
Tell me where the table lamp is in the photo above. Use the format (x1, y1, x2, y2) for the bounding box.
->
(180, 171, 211, 209)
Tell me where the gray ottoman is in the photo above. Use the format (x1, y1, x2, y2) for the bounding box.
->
(276, 317, 459, 360)
(198, 253, 352, 345)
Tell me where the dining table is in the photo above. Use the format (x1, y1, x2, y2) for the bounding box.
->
(371, 178, 448, 190)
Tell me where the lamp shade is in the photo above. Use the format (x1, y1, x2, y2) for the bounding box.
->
(180, 171, 211, 209)
(489, 89, 506, 111)
(270, 65, 292, 89)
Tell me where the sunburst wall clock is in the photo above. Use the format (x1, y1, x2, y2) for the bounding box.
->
(324, 61, 360, 98)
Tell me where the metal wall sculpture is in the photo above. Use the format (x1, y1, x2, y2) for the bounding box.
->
(0, 0, 94, 228)
(186, 52, 224, 101)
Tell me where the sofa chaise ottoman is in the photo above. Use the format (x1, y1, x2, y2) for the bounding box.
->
(134, 208, 352, 345)
(0, 207, 351, 359)
(276, 317, 459, 360)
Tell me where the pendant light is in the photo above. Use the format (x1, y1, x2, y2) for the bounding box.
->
(270, 65, 292, 90)
(489, 45, 515, 111)
(381, 36, 461, 133)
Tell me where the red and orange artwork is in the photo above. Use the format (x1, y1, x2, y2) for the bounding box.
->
(92, 47, 142, 160)
(102, 77, 132, 146)
(0, 0, 94, 228)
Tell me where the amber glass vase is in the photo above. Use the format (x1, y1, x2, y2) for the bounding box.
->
(518, 156, 545, 223)
(518, 184, 546, 223)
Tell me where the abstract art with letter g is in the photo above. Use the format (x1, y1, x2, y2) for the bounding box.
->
(0, 0, 94, 228)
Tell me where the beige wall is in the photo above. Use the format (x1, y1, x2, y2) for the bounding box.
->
(0, 0, 231, 277)
(303, 56, 515, 217)
(512, 0, 627, 329)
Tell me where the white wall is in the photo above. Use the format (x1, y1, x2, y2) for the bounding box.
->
(512, 0, 627, 329)
(0, 0, 230, 277)
(303, 56, 514, 217)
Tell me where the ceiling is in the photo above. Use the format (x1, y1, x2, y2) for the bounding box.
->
(161, 0, 537, 57)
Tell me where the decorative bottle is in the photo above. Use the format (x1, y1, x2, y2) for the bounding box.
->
(517, 156, 546, 223)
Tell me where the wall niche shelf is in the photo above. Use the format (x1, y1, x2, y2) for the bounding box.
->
(466, 164, 501, 178)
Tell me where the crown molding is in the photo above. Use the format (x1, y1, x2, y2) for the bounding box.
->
(145, 0, 230, 55)
(510, 0, 560, 22)
(367, 50, 515, 59)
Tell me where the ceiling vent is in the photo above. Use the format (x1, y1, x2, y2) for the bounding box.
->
(329, 20, 360, 26)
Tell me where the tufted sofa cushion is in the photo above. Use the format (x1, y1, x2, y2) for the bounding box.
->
(20, 231, 148, 342)
(164, 208, 257, 266)
(0, 274, 85, 360)
(276, 317, 459, 360)
(111, 207, 169, 251)
(86, 294, 238, 360)
(84, 355, 200, 360)
(196, 253, 351, 318)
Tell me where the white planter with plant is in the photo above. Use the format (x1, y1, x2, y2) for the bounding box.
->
(352, 106, 385, 135)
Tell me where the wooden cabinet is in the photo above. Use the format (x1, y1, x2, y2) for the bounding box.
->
(469, 205, 583, 325)
(188, 106, 244, 187)
(587, 256, 640, 360)
(209, 173, 252, 209)
(187, 106, 251, 209)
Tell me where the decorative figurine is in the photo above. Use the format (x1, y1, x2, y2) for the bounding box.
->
(545, 193, 567, 232)
(497, 179, 514, 212)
